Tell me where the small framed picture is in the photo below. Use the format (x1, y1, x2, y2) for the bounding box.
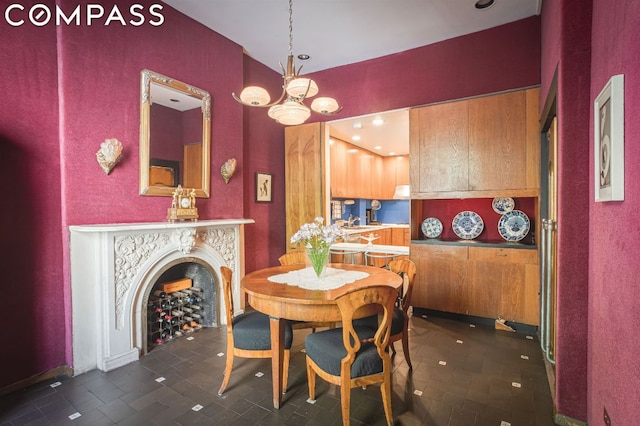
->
(256, 172, 272, 203)
(594, 74, 624, 202)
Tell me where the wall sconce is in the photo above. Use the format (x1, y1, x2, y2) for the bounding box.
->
(96, 138, 123, 175)
(221, 158, 237, 184)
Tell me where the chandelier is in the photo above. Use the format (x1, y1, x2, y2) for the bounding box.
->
(232, 0, 341, 125)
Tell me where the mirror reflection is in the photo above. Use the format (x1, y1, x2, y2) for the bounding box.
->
(139, 69, 211, 197)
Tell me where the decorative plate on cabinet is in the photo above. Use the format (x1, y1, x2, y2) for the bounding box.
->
(498, 210, 530, 242)
(421, 217, 443, 239)
(452, 211, 484, 240)
(492, 197, 515, 214)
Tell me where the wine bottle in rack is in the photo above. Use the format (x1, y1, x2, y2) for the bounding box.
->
(152, 290, 167, 299)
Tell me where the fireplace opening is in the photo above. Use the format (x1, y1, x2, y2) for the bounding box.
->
(144, 261, 217, 353)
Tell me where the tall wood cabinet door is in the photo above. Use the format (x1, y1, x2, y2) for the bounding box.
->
(330, 139, 348, 197)
(467, 90, 529, 191)
(410, 244, 470, 314)
(285, 123, 327, 251)
(183, 143, 202, 188)
(359, 151, 374, 199)
(410, 102, 469, 193)
(395, 155, 410, 186)
(346, 147, 360, 198)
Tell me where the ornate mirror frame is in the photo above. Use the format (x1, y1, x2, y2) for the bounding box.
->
(139, 69, 211, 197)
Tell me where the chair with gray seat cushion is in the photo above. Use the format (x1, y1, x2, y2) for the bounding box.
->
(218, 266, 293, 395)
(305, 285, 397, 426)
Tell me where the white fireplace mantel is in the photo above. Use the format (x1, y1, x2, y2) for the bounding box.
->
(69, 219, 253, 375)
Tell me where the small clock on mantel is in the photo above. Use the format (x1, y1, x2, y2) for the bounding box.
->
(167, 185, 198, 222)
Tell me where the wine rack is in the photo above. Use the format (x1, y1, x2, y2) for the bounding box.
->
(147, 286, 204, 349)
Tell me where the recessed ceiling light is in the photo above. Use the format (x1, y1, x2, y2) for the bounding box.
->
(374, 146, 382, 150)
(372, 117, 384, 126)
(352, 135, 361, 141)
(389, 152, 396, 156)
(475, 0, 495, 10)
(297, 54, 310, 60)
(353, 122, 363, 129)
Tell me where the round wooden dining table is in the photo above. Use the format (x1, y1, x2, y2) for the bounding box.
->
(241, 263, 403, 409)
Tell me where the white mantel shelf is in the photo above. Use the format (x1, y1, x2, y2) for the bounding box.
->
(69, 218, 254, 232)
(69, 218, 254, 375)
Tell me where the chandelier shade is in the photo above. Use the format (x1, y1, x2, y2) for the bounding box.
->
(239, 86, 271, 106)
(268, 100, 311, 125)
(310, 97, 340, 114)
(232, 0, 341, 125)
(286, 78, 319, 99)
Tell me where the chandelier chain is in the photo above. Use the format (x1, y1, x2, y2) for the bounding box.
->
(288, 0, 294, 56)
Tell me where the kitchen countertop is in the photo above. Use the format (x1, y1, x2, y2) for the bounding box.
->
(331, 242, 409, 255)
(340, 223, 409, 235)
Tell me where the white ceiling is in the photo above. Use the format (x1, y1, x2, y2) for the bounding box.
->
(162, 0, 541, 156)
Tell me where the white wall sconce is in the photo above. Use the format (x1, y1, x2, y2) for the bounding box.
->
(221, 158, 237, 184)
(96, 138, 123, 175)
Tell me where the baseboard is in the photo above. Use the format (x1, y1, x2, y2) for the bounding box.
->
(413, 308, 539, 335)
(0, 365, 73, 397)
(553, 413, 587, 426)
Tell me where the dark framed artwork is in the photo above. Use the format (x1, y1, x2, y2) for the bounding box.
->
(594, 74, 625, 202)
(256, 172, 272, 202)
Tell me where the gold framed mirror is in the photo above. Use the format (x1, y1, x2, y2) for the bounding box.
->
(139, 69, 211, 197)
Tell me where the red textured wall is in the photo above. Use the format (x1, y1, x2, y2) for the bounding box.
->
(308, 17, 541, 122)
(0, 5, 541, 390)
(588, 0, 640, 423)
(540, 0, 591, 420)
(0, 1, 64, 389)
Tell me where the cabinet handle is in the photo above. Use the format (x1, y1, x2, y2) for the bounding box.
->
(496, 253, 508, 257)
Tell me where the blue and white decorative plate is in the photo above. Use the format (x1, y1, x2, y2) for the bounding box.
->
(452, 211, 484, 240)
(498, 210, 530, 242)
(492, 197, 515, 214)
(421, 217, 443, 239)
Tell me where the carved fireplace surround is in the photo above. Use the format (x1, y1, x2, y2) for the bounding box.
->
(69, 219, 253, 375)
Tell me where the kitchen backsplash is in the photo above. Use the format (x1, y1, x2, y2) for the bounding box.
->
(331, 199, 410, 225)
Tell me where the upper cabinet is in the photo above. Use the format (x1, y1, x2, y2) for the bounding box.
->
(329, 136, 409, 200)
(410, 88, 540, 199)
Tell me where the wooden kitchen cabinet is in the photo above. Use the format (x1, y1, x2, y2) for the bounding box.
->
(391, 227, 409, 246)
(411, 243, 539, 325)
(410, 88, 540, 198)
(330, 138, 349, 198)
(411, 244, 470, 315)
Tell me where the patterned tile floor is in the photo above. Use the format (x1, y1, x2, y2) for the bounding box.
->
(0, 312, 556, 425)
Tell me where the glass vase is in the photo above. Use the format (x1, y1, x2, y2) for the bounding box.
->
(306, 246, 330, 278)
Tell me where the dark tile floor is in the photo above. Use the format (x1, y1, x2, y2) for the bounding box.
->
(0, 312, 556, 425)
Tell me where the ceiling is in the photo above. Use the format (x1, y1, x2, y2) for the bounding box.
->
(162, 0, 542, 156)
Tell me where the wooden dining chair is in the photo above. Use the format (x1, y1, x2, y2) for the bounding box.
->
(353, 258, 417, 369)
(278, 252, 335, 332)
(218, 266, 293, 395)
(278, 251, 306, 266)
(304, 285, 398, 426)
(364, 251, 398, 269)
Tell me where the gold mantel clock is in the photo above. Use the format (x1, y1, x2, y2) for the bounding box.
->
(167, 185, 198, 222)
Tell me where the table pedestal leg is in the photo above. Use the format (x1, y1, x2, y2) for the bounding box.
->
(269, 316, 284, 408)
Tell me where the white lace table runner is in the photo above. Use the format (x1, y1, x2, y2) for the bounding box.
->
(268, 267, 369, 290)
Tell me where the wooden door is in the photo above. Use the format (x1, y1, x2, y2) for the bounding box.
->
(410, 101, 469, 193)
(285, 123, 327, 251)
